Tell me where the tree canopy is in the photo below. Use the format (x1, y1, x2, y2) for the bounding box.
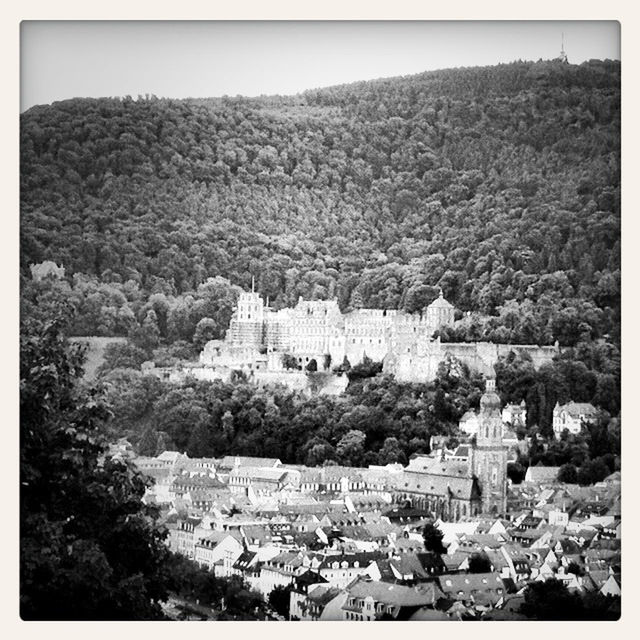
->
(20, 315, 172, 620)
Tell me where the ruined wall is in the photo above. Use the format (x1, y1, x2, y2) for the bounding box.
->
(383, 340, 560, 384)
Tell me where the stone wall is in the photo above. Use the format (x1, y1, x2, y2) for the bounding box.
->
(383, 340, 560, 383)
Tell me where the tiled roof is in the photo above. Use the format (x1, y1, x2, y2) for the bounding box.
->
(397, 470, 478, 501)
(343, 578, 441, 609)
(307, 584, 342, 607)
(233, 550, 257, 570)
(230, 466, 289, 482)
(317, 551, 384, 570)
(220, 456, 281, 469)
(524, 466, 560, 483)
(438, 572, 506, 602)
(558, 402, 598, 418)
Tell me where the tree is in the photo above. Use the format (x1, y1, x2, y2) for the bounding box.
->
(97, 341, 148, 375)
(138, 426, 160, 456)
(468, 552, 492, 573)
(558, 463, 578, 484)
(347, 355, 383, 381)
(336, 429, 366, 466)
(577, 458, 610, 486)
(378, 437, 407, 465)
(129, 309, 161, 355)
(192, 317, 218, 352)
(422, 522, 446, 554)
(268, 584, 293, 619)
(521, 579, 584, 620)
(282, 353, 301, 370)
(20, 316, 172, 620)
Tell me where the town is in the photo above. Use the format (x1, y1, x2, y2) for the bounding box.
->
(114, 377, 621, 621)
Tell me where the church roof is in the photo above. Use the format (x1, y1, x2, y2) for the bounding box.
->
(396, 470, 478, 501)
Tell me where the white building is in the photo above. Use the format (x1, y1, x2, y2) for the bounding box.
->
(552, 402, 598, 439)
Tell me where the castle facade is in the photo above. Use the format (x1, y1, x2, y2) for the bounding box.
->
(199, 286, 559, 385)
(203, 287, 456, 373)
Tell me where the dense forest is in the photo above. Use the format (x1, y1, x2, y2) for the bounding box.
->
(20, 59, 621, 476)
(21, 59, 620, 349)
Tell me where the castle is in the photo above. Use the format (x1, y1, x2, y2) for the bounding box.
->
(195, 285, 559, 385)
(201, 283, 456, 371)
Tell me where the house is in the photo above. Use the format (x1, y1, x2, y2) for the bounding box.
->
(194, 531, 244, 576)
(231, 546, 282, 591)
(457, 533, 509, 551)
(599, 574, 621, 597)
(314, 552, 384, 587)
(290, 582, 340, 621)
(502, 400, 527, 427)
(318, 591, 350, 620)
(341, 577, 442, 621)
(459, 410, 479, 436)
(553, 402, 598, 439)
(169, 515, 214, 558)
(365, 552, 440, 584)
(171, 473, 226, 498)
(257, 552, 308, 596)
(219, 455, 282, 470)
(441, 552, 470, 574)
(229, 466, 297, 496)
(497, 546, 531, 582)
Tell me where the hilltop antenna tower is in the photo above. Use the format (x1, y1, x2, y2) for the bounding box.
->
(559, 32, 568, 63)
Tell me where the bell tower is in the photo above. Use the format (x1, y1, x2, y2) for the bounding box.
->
(473, 376, 508, 515)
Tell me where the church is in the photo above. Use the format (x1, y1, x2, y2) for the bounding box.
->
(393, 378, 509, 521)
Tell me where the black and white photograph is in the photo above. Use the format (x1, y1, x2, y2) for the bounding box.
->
(18, 18, 621, 622)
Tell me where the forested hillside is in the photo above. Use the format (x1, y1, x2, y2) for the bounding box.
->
(21, 59, 620, 349)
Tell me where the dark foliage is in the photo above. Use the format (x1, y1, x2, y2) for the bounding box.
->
(166, 553, 265, 619)
(422, 523, 447, 554)
(521, 579, 619, 621)
(468, 552, 493, 573)
(20, 315, 172, 620)
(268, 584, 293, 618)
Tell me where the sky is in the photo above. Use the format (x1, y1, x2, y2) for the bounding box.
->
(20, 21, 620, 112)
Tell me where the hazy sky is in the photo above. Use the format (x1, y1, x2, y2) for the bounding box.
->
(21, 21, 620, 112)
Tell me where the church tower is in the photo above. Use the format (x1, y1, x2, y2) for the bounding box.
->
(473, 377, 508, 515)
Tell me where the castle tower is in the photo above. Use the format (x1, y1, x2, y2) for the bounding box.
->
(425, 290, 455, 333)
(228, 286, 265, 348)
(473, 377, 508, 515)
